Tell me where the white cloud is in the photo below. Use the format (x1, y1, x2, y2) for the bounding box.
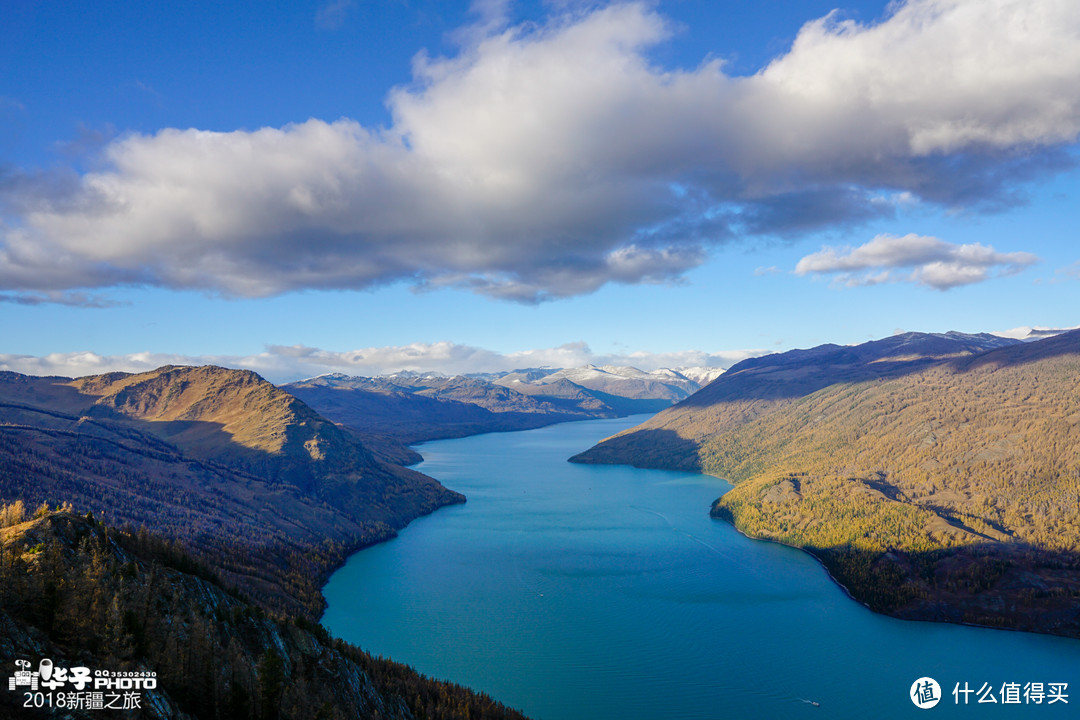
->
(794, 233, 1039, 289)
(0, 351, 211, 380)
(2, 0, 1079, 302)
(0, 342, 768, 384)
(758, 0, 1080, 155)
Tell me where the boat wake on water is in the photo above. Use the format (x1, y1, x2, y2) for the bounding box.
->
(629, 505, 728, 557)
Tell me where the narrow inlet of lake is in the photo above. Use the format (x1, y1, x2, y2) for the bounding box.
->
(323, 415, 1078, 720)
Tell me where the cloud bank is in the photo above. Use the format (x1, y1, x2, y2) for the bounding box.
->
(2, 0, 1078, 302)
(0, 342, 766, 384)
(794, 233, 1039, 289)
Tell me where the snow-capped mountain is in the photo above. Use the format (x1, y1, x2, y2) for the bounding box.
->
(505, 364, 699, 401)
(671, 366, 725, 386)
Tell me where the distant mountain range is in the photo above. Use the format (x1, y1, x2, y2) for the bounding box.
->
(283, 364, 723, 444)
(573, 330, 1080, 637)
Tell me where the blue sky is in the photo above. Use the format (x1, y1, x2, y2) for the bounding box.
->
(2, 0, 1078, 382)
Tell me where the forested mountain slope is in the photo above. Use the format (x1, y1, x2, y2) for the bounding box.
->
(572, 332, 1021, 470)
(574, 331, 1080, 636)
(0, 509, 528, 720)
(0, 366, 462, 617)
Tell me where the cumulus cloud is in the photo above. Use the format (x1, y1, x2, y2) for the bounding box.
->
(794, 233, 1039, 289)
(0, 342, 768, 384)
(0, 352, 204, 380)
(2, 0, 1079, 302)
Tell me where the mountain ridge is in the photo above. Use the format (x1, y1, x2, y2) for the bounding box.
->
(571, 331, 1022, 471)
(282, 363, 722, 444)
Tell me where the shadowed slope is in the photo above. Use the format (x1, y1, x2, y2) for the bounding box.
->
(0, 366, 463, 616)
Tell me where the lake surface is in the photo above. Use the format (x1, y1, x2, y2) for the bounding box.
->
(323, 416, 1078, 719)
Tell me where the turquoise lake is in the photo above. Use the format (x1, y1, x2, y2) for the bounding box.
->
(323, 416, 1078, 719)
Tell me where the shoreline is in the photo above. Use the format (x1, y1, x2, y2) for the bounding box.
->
(313, 489, 466, 620)
(711, 505, 1080, 641)
(709, 506, 874, 611)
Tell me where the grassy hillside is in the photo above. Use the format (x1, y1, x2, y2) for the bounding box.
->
(573, 331, 1080, 636)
